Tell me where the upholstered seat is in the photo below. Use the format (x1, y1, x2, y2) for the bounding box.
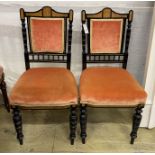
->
(80, 67, 147, 107)
(0, 65, 3, 78)
(10, 67, 78, 107)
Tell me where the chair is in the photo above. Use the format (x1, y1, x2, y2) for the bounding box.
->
(80, 8, 147, 144)
(9, 6, 78, 145)
(0, 65, 10, 112)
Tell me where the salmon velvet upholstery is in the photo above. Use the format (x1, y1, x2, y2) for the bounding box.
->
(80, 67, 147, 107)
(90, 19, 123, 53)
(0, 65, 3, 78)
(30, 17, 64, 53)
(10, 68, 78, 107)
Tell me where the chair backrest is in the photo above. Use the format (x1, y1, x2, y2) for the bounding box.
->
(20, 6, 73, 70)
(81, 8, 133, 69)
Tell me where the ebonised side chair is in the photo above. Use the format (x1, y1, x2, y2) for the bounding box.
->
(79, 8, 147, 144)
(0, 65, 10, 112)
(9, 6, 78, 145)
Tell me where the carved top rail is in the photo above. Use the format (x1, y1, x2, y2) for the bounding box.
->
(20, 6, 73, 22)
(81, 7, 133, 23)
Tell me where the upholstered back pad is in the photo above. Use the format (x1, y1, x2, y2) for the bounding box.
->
(30, 17, 64, 53)
(90, 19, 123, 53)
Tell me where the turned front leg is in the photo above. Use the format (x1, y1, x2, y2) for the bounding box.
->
(69, 105, 77, 145)
(130, 104, 144, 144)
(80, 104, 87, 144)
(12, 107, 23, 145)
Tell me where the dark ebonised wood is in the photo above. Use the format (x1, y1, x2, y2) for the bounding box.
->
(80, 105, 87, 144)
(70, 106, 77, 145)
(0, 74, 10, 112)
(12, 107, 23, 145)
(130, 105, 144, 144)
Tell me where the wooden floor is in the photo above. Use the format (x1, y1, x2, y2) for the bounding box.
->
(0, 97, 155, 153)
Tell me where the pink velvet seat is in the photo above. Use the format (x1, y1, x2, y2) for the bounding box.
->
(10, 67, 78, 107)
(80, 67, 147, 107)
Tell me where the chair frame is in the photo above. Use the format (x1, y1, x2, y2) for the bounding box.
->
(11, 6, 77, 145)
(80, 7, 145, 144)
(0, 73, 10, 112)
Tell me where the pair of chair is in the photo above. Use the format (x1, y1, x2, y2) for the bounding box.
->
(8, 6, 147, 145)
(0, 66, 10, 112)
